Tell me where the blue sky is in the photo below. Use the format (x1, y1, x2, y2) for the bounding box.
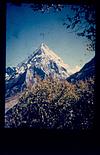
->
(6, 3, 95, 73)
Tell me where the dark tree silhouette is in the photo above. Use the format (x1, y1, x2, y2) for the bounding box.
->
(30, 3, 64, 13)
(63, 5, 96, 51)
(8, 2, 96, 52)
(30, 4, 96, 52)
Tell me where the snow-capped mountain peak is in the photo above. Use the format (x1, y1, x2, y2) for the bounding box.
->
(39, 43, 63, 62)
(35, 43, 69, 71)
(6, 43, 70, 98)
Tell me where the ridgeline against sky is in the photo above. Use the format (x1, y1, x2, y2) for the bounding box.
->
(6, 3, 95, 73)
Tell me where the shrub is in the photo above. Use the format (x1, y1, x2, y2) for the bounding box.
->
(5, 77, 95, 129)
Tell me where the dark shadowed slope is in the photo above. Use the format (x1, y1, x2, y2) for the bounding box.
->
(67, 56, 95, 83)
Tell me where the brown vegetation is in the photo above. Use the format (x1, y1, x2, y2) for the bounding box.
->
(5, 76, 95, 129)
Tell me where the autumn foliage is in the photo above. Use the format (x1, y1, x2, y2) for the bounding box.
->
(5, 76, 95, 129)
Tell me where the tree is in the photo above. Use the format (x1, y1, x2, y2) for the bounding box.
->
(9, 2, 96, 52)
(63, 5, 96, 52)
(26, 3, 96, 52)
(5, 77, 95, 129)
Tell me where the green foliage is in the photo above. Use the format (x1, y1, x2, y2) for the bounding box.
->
(5, 77, 95, 129)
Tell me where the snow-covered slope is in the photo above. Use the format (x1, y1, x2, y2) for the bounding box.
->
(5, 43, 70, 98)
(15, 43, 70, 78)
(6, 67, 16, 80)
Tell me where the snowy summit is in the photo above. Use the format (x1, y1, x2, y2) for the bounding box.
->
(5, 43, 70, 98)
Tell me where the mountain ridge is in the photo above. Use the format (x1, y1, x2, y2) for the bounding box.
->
(67, 56, 95, 83)
(6, 43, 95, 99)
(6, 43, 70, 98)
